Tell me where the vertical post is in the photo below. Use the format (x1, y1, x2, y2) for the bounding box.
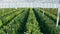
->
(43, 8, 44, 16)
(15, 2, 17, 9)
(56, 4, 59, 27)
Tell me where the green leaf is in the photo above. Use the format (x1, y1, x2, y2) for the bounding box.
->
(0, 19, 2, 27)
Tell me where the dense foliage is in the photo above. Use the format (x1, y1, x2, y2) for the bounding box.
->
(0, 8, 60, 34)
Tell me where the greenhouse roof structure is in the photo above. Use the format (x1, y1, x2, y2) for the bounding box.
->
(0, 0, 59, 8)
